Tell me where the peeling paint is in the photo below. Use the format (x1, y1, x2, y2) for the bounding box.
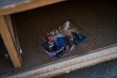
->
(1, 0, 32, 9)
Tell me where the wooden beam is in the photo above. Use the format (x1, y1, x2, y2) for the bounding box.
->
(0, 15, 21, 68)
(5, 15, 23, 64)
(0, 0, 65, 16)
(6, 44, 117, 78)
(5, 15, 15, 42)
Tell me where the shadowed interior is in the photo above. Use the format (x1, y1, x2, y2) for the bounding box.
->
(0, 0, 117, 76)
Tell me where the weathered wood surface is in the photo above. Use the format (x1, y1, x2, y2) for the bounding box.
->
(5, 15, 15, 43)
(7, 44, 117, 78)
(12, 0, 117, 70)
(0, 16, 21, 68)
(0, 0, 117, 75)
(0, 0, 65, 16)
(0, 0, 65, 69)
(5, 15, 23, 65)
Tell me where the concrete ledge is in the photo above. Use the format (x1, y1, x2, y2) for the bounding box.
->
(7, 44, 117, 78)
(0, 0, 65, 16)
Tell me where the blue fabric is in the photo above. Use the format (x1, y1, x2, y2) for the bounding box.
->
(51, 37, 66, 58)
(52, 37, 65, 51)
(72, 32, 87, 45)
(53, 51, 64, 58)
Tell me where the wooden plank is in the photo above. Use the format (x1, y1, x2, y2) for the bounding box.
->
(6, 44, 117, 78)
(5, 15, 23, 64)
(0, 0, 65, 16)
(0, 15, 21, 68)
(5, 15, 15, 42)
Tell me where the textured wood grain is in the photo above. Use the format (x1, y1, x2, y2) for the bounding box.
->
(0, 16, 21, 68)
(0, 0, 65, 16)
(7, 45, 117, 78)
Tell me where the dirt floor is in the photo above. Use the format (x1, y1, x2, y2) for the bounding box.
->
(0, 0, 117, 76)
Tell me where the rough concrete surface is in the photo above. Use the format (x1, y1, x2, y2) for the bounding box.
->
(55, 59, 117, 78)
